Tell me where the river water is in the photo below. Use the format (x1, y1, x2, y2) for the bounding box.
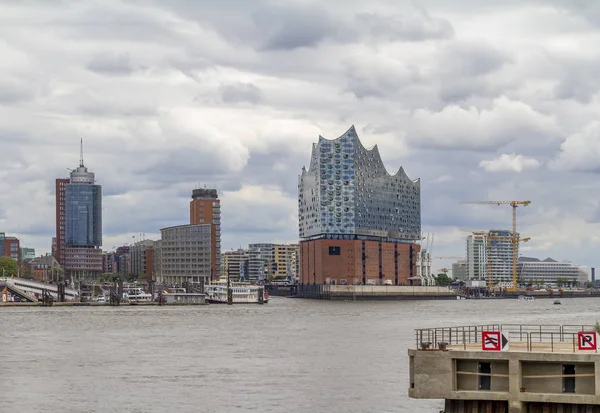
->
(1, 297, 599, 412)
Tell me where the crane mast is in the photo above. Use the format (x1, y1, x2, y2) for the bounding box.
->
(459, 201, 531, 291)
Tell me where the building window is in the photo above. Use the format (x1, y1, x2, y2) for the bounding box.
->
(478, 362, 491, 390)
(329, 246, 341, 256)
(563, 364, 575, 393)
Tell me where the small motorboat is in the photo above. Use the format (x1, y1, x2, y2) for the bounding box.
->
(553, 300, 561, 305)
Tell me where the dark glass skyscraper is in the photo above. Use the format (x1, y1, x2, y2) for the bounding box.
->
(59, 140, 103, 281)
(65, 184, 102, 246)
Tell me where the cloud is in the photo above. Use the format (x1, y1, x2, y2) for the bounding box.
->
(479, 153, 541, 173)
(406, 96, 559, 151)
(550, 121, 600, 172)
(1, 0, 600, 271)
(219, 82, 263, 104)
(86, 52, 138, 76)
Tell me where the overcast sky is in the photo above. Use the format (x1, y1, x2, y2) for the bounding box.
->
(1, 0, 600, 271)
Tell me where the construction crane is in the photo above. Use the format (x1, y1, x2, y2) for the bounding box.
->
(460, 228, 531, 289)
(459, 200, 531, 291)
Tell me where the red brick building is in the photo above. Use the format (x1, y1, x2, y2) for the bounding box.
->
(54, 178, 69, 265)
(300, 239, 419, 285)
(0, 233, 21, 265)
(190, 188, 221, 281)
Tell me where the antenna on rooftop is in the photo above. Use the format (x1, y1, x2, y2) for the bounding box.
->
(80, 138, 84, 167)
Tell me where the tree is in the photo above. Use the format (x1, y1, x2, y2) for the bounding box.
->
(0, 256, 18, 277)
(435, 273, 452, 287)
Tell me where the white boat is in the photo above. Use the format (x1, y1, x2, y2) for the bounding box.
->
(517, 295, 535, 301)
(205, 284, 268, 304)
(123, 287, 153, 303)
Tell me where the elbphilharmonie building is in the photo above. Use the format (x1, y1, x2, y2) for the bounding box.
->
(298, 126, 422, 286)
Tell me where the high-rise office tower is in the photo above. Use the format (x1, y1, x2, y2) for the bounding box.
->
(190, 188, 221, 280)
(57, 140, 103, 281)
(298, 126, 421, 286)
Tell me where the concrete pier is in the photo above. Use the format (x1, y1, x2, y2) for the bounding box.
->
(408, 324, 600, 412)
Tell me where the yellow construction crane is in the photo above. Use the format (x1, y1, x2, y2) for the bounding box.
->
(460, 201, 531, 291)
(460, 228, 531, 289)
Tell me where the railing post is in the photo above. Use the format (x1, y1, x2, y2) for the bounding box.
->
(463, 330, 466, 350)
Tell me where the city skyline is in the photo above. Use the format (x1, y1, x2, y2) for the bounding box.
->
(2, 1, 600, 271)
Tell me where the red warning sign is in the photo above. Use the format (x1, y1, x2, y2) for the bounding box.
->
(482, 331, 501, 351)
(578, 332, 597, 350)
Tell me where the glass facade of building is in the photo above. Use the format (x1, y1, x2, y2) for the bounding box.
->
(298, 126, 421, 241)
(65, 184, 102, 247)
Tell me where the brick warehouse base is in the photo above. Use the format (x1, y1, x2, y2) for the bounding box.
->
(300, 238, 419, 286)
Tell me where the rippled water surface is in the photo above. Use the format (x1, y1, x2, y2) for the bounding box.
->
(2, 296, 600, 412)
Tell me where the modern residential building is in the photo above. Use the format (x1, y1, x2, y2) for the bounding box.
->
(273, 244, 299, 282)
(465, 230, 521, 286)
(518, 257, 588, 286)
(159, 224, 211, 285)
(190, 188, 221, 281)
(466, 233, 487, 282)
(0, 232, 21, 264)
(102, 252, 117, 274)
(130, 240, 156, 281)
(248, 243, 275, 281)
(488, 229, 519, 286)
(56, 141, 103, 281)
(221, 249, 249, 281)
(21, 247, 35, 261)
(298, 126, 421, 285)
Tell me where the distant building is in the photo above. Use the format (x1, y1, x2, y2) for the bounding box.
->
(465, 230, 520, 287)
(190, 188, 221, 281)
(452, 259, 468, 281)
(0, 232, 21, 264)
(159, 224, 211, 285)
(21, 247, 35, 261)
(114, 246, 131, 275)
(57, 141, 103, 281)
(415, 249, 434, 286)
(298, 126, 421, 286)
(54, 178, 69, 265)
(466, 234, 487, 282)
(488, 230, 519, 286)
(102, 252, 117, 274)
(130, 240, 156, 281)
(518, 257, 588, 286)
(248, 243, 275, 281)
(221, 249, 249, 281)
(29, 255, 61, 282)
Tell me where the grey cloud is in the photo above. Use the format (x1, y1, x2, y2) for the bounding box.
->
(86, 52, 137, 76)
(357, 10, 453, 41)
(220, 82, 263, 104)
(0, 78, 42, 104)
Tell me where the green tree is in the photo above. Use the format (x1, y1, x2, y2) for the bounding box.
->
(435, 273, 452, 287)
(0, 256, 18, 276)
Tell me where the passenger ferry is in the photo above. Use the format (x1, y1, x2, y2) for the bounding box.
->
(205, 278, 268, 304)
(123, 287, 153, 303)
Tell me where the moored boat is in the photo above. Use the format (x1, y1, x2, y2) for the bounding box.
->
(204, 284, 268, 304)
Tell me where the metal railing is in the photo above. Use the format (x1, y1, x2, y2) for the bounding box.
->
(415, 324, 597, 353)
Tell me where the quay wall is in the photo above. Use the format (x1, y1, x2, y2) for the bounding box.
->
(409, 348, 600, 413)
(297, 284, 456, 300)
